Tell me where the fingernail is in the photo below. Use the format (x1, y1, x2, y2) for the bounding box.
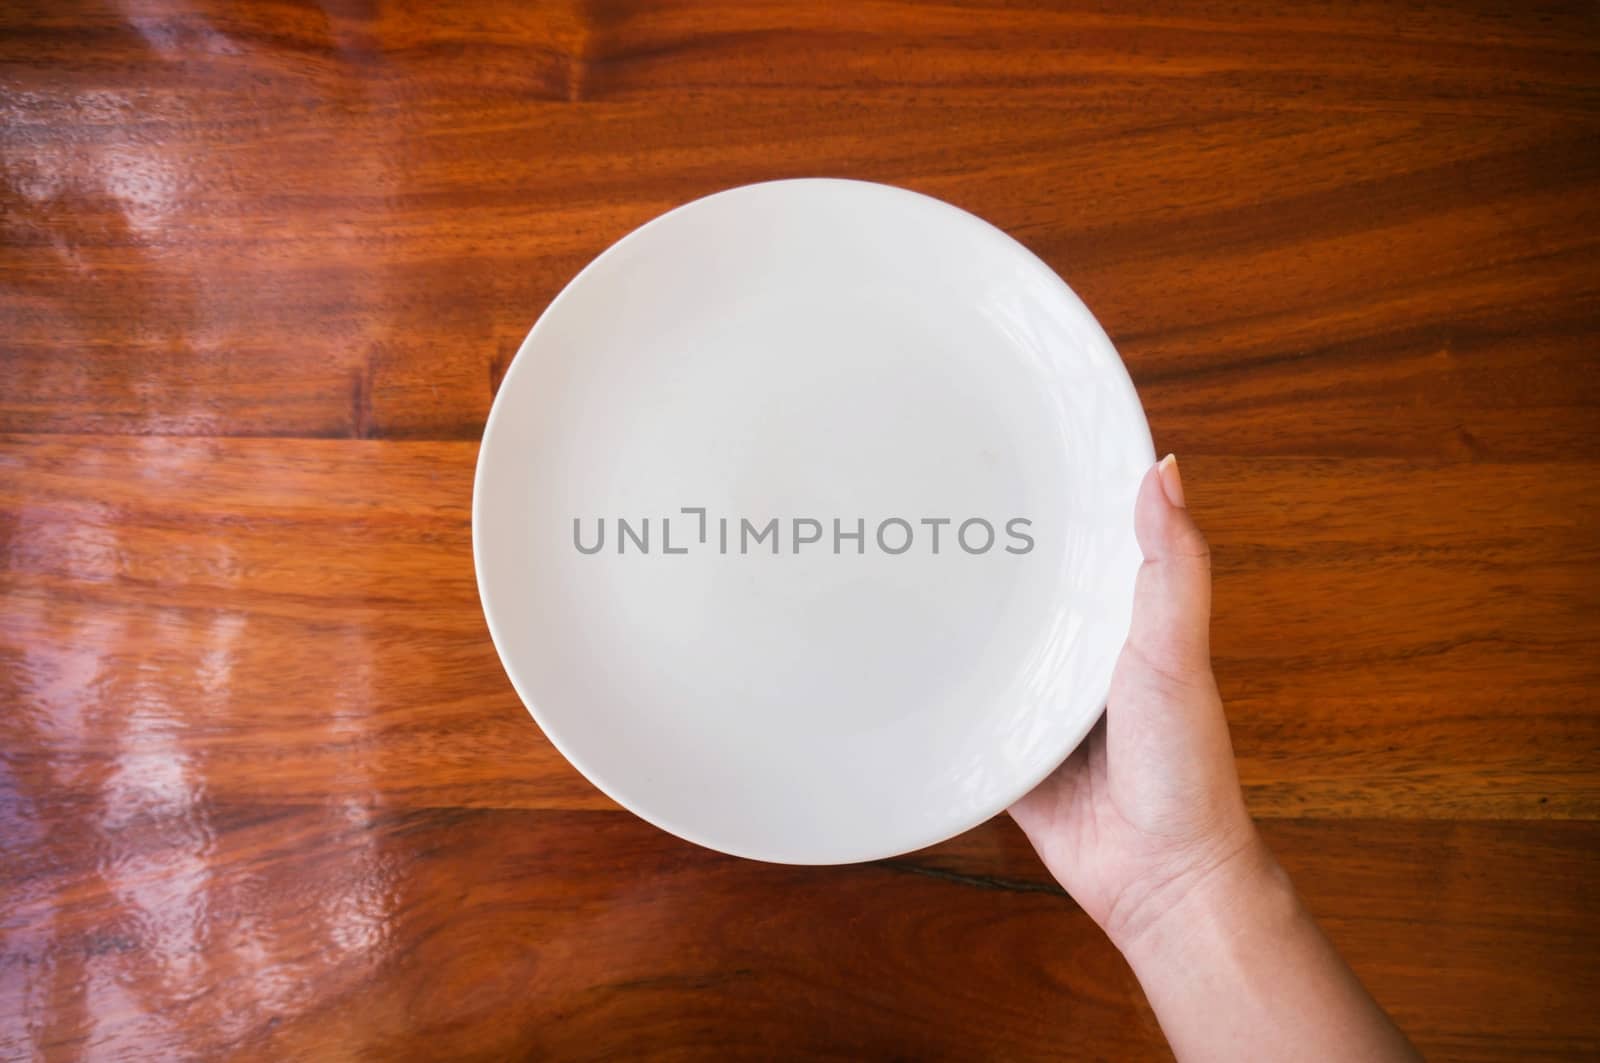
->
(1157, 454, 1186, 509)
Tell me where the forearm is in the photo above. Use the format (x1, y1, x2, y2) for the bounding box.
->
(1117, 839, 1420, 1063)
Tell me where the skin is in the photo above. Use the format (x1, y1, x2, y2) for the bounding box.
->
(1012, 456, 1421, 1062)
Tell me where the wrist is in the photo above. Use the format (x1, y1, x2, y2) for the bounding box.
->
(1109, 832, 1422, 1063)
(1111, 829, 1297, 970)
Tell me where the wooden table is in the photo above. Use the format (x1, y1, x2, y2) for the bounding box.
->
(3, 2, 1597, 1058)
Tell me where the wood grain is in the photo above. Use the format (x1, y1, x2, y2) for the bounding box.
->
(4, 5, 1598, 456)
(3, 810, 1595, 1062)
(2, 0, 1598, 1059)
(5, 438, 1594, 817)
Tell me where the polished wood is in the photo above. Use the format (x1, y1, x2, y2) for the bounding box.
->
(5, 812, 1595, 1061)
(2, 1, 1597, 1059)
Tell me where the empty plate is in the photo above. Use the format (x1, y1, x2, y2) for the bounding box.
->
(474, 179, 1153, 864)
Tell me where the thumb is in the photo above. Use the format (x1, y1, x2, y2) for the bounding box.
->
(1111, 458, 1247, 850)
(1125, 455, 1212, 687)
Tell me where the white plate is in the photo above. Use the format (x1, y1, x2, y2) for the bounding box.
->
(474, 179, 1153, 864)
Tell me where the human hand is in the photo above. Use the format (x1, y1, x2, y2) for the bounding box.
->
(1011, 455, 1268, 952)
(1013, 456, 1420, 1061)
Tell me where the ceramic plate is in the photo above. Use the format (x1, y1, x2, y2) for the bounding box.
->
(474, 179, 1153, 864)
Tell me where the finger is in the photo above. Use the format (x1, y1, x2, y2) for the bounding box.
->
(1125, 455, 1212, 687)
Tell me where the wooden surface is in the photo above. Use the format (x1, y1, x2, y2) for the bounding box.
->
(2, 1, 1598, 1058)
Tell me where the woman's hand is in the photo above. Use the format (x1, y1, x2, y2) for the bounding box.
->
(1011, 454, 1264, 951)
(1011, 456, 1419, 1062)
